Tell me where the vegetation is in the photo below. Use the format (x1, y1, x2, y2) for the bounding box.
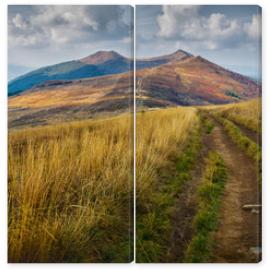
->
(8, 114, 133, 262)
(212, 98, 261, 133)
(136, 107, 200, 262)
(220, 117, 261, 161)
(214, 116, 261, 186)
(185, 152, 227, 263)
(200, 112, 215, 134)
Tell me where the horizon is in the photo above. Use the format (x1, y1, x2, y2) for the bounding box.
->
(137, 5, 261, 79)
(8, 5, 262, 80)
(8, 5, 134, 80)
(9, 48, 260, 82)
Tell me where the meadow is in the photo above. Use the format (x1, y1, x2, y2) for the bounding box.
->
(136, 107, 200, 262)
(136, 98, 261, 263)
(8, 114, 133, 262)
(205, 98, 261, 133)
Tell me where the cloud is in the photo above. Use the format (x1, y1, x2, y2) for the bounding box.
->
(8, 5, 133, 48)
(156, 5, 261, 50)
(244, 14, 261, 39)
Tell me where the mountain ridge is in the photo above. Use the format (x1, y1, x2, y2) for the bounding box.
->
(8, 49, 261, 128)
(8, 49, 194, 96)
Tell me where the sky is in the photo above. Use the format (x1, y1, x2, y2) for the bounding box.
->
(8, 5, 261, 79)
(136, 5, 261, 78)
(8, 5, 134, 79)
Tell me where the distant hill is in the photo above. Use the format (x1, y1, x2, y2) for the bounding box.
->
(8, 71, 133, 128)
(8, 49, 261, 128)
(136, 55, 261, 107)
(8, 50, 193, 96)
(8, 51, 132, 96)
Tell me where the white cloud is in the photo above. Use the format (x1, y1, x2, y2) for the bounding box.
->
(244, 14, 261, 39)
(12, 14, 28, 29)
(156, 5, 260, 50)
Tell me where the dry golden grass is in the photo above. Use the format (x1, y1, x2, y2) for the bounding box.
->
(136, 107, 198, 200)
(9, 72, 132, 109)
(8, 113, 133, 262)
(136, 107, 199, 262)
(203, 98, 261, 133)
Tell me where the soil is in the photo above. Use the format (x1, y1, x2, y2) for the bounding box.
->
(167, 117, 261, 263)
(208, 120, 261, 263)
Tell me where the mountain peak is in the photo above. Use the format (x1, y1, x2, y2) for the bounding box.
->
(162, 49, 193, 62)
(174, 49, 192, 55)
(80, 50, 124, 65)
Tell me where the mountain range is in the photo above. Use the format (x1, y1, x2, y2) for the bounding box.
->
(8, 50, 191, 96)
(8, 49, 261, 128)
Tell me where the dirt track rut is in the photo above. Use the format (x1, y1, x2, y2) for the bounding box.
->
(208, 122, 261, 262)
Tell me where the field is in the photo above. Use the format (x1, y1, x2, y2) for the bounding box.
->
(136, 107, 200, 262)
(8, 114, 133, 262)
(136, 98, 261, 263)
(8, 95, 262, 263)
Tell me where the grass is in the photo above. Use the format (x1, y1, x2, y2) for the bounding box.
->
(184, 152, 227, 263)
(200, 112, 215, 134)
(214, 116, 261, 187)
(209, 98, 261, 134)
(136, 107, 200, 262)
(220, 117, 261, 161)
(8, 114, 133, 262)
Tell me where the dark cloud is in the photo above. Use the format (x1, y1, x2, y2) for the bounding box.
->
(8, 5, 133, 70)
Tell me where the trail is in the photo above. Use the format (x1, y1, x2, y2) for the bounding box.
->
(207, 120, 261, 262)
(167, 115, 261, 262)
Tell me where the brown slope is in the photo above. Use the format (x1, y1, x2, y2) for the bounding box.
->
(137, 49, 192, 63)
(8, 72, 133, 128)
(137, 56, 261, 106)
(80, 50, 125, 65)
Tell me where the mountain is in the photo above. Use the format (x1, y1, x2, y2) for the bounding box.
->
(8, 49, 261, 128)
(136, 55, 261, 107)
(8, 50, 192, 96)
(136, 49, 192, 69)
(8, 51, 131, 96)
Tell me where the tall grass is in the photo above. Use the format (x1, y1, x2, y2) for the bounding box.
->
(8, 114, 133, 262)
(136, 107, 199, 262)
(214, 116, 261, 186)
(210, 98, 261, 133)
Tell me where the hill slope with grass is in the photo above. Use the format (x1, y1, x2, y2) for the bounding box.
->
(8, 49, 192, 96)
(137, 55, 260, 107)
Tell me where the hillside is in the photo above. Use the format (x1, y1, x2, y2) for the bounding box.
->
(8, 51, 133, 96)
(8, 71, 133, 128)
(137, 55, 260, 107)
(8, 50, 192, 96)
(9, 49, 261, 129)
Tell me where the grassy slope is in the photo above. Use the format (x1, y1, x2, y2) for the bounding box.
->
(207, 98, 261, 133)
(8, 114, 133, 262)
(137, 57, 260, 106)
(136, 107, 200, 262)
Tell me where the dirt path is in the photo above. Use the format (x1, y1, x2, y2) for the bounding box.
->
(166, 115, 261, 263)
(207, 121, 261, 262)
